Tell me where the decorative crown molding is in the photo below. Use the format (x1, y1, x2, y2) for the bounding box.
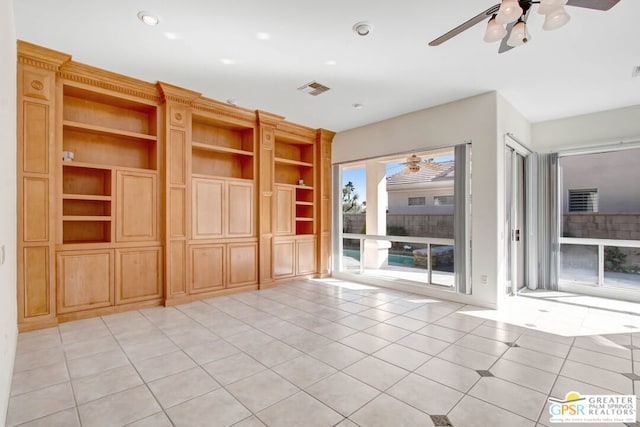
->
(256, 110, 285, 128)
(276, 120, 316, 142)
(17, 40, 71, 71)
(59, 62, 160, 102)
(193, 97, 257, 126)
(157, 82, 201, 105)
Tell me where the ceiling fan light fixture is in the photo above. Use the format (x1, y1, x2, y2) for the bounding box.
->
(542, 6, 571, 30)
(495, 0, 523, 24)
(507, 20, 530, 47)
(483, 15, 507, 43)
(538, 0, 568, 15)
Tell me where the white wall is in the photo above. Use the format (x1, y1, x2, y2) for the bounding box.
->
(0, 1, 18, 425)
(532, 105, 640, 152)
(334, 92, 502, 307)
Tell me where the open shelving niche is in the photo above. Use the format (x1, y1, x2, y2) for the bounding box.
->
(61, 84, 158, 244)
(274, 135, 316, 235)
(191, 114, 255, 181)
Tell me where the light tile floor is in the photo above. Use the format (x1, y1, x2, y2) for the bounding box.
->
(8, 278, 640, 426)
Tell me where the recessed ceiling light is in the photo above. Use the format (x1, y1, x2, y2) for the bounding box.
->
(137, 11, 159, 26)
(352, 21, 372, 37)
(220, 58, 235, 65)
(256, 32, 271, 40)
(352, 103, 364, 109)
(325, 60, 337, 66)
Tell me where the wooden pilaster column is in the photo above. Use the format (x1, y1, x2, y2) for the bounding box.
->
(157, 82, 201, 305)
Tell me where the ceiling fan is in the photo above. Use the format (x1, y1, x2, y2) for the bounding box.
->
(401, 154, 444, 174)
(429, 0, 620, 53)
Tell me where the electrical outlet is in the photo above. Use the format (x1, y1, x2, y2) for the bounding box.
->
(480, 275, 488, 285)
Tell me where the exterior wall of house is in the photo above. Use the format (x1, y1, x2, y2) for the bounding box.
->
(560, 149, 640, 213)
(387, 187, 455, 215)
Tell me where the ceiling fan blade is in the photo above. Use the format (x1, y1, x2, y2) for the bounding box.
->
(566, 0, 620, 11)
(498, 21, 517, 54)
(429, 4, 500, 46)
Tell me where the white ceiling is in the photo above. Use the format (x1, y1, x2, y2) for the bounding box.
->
(13, 0, 640, 132)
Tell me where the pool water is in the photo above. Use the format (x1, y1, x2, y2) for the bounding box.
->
(343, 249, 416, 266)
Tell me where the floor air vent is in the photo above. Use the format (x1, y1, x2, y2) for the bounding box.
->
(298, 81, 331, 96)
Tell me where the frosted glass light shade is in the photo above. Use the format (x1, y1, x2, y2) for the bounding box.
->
(543, 6, 571, 30)
(484, 17, 508, 42)
(538, 0, 568, 15)
(496, 0, 523, 24)
(507, 21, 530, 47)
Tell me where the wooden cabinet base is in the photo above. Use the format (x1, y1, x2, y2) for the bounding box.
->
(56, 298, 164, 324)
(164, 283, 259, 307)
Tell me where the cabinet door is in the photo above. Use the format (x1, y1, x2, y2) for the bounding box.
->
(115, 247, 162, 304)
(192, 178, 224, 239)
(275, 185, 295, 236)
(227, 243, 258, 288)
(273, 239, 295, 278)
(227, 181, 254, 237)
(190, 245, 225, 293)
(296, 238, 317, 275)
(57, 250, 113, 313)
(116, 171, 157, 242)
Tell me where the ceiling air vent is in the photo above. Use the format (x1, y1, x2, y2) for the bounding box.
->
(298, 81, 331, 96)
(633, 66, 640, 78)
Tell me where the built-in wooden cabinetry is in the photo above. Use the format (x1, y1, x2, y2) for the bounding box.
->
(17, 42, 333, 331)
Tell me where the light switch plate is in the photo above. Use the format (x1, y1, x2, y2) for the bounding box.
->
(0, 245, 5, 265)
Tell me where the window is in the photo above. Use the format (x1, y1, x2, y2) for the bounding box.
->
(569, 189, 598, 212)
(434, 195, 454, 206)
(408, 196, 425, 206)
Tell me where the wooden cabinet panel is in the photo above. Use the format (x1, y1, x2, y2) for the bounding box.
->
(228, 243, 258, 287)
(116, 247, 162, 304)
(57, 250, 113, 313)
(170, 129, 186, 185)
(116, 171, 157, 241)
(23, 102, 49, 173)
(227, 181, 254, 237)
(296, 238, 317, 275)
(169, 240, 186, 296)
(191, 245, 225, 293)
(170, 188, 186, 238)
(192, 178, 224, 239)
(23, 177, 49, 242)
(273, 240, 295, 278)
(275, 185, 294, 236)
(23, 246, 50, 317)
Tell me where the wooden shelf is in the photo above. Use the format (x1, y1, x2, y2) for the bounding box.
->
(62, 161, 112, 171)
(63, 216, 111, 221)
(295, 201, 314, 206)
(63, 194, 111, 201)
(192, 141, 254, 157)
(296, 217, 314, 222)
(191, 173, 254, 182)
(275, 157, 313, 167)
(62, 161, 157, 174)
(63, 120, 157, 142)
